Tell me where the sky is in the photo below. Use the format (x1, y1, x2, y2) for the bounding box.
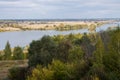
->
(0, 0, 120, 19)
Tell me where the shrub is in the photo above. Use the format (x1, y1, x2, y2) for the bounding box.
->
(8, 67, 27, 80)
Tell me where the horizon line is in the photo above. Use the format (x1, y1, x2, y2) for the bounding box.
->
(0, 18, 120, 20)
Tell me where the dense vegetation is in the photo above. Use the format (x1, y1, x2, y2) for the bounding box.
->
(7, 27, 120, 80)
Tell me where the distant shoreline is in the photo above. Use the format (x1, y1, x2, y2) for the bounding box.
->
(0, 18, 120, 21)
(0, 20, 115, 32)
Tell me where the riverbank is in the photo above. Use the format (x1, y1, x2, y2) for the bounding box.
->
(0, 20, 111, 32)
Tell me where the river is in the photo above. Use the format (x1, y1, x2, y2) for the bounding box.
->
(0, 22, 119, 50)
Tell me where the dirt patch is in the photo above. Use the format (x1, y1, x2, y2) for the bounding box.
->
(0, 60, 28, 80)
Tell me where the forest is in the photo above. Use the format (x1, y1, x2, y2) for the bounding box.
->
(1, 27, 120, 80)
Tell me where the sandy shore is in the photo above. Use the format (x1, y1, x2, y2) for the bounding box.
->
(0, 21, 111, 32)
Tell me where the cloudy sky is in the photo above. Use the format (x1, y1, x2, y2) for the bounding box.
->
(0, 0, 120, 19)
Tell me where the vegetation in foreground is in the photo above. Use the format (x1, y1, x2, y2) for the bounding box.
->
(0, 27, 120, 80)
(26, 28, 120, 80)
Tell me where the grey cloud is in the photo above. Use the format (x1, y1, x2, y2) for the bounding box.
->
(0, 0, 120, 19)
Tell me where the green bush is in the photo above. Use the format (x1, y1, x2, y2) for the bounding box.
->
(27, 65, 54, 80)
(8, 67, 27, 80)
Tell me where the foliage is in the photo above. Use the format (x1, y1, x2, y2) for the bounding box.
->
(103, 28, 120, 79)
(8, 28, 120, 80)
(28, 35, 57, 67)
(68, 46, 84, 62)
(0, 53, 3, 60)
(50, 60, 70, 80)
(8, 67, 27, 80)
(27, 65, 54, 80)
(13, 46, 24, 60)
(57, 40, 72, 62)
(4, 41, 12, 60)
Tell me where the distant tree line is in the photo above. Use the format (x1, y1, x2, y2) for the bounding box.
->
(0, 41, 28, 60)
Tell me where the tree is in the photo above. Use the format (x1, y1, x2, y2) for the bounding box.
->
(28, 35, 57, 67)
(50, 60, 70, 80)
(27, 60, 71, 80)
(93, 35, 105, 64)
(90, 35, 106, 80)
(68, 46, 84, 62)
(4, 41, 12, 60)
(8, 67, 27, 80)
(27, 65, 54, 80)
(57, 40, 72, 62)
(103, 29, 120, 79)
(0, 53, 3, 60)
(80, 33, 95, 58)
(13, 46, 24, 60)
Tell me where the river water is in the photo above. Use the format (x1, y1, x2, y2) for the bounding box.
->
(0, 22, 119, 50)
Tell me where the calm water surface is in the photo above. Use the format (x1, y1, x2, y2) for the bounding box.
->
(0, 22, 119, 50)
